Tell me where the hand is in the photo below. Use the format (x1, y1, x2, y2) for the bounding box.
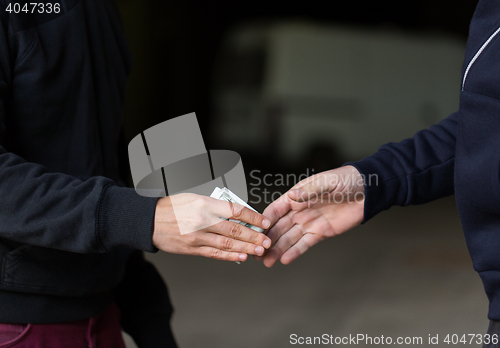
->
(260, 165, 365, 267)
(153, 193, 272, 262)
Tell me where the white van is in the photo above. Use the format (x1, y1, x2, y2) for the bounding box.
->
(211, 22, 465, 165)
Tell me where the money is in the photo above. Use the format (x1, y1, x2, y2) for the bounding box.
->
(210, 187, 265, 264)
(210, 187, 265, 233)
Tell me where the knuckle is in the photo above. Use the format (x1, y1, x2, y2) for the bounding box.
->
(221, 237, 233, 250)
(230, 202, 244, 219)
(251, 231, 261, 244)
(184, 234, 197, 245)
(229, 223, 243, 239)
(250, 212, 262, 225)
(195, 214, 208, 227)
(211, 249, 222, 260)
(194, 196, 208, 210)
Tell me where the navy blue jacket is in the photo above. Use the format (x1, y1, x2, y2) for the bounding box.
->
(0, 0, 175, 344)
(351, 0, 500, 319)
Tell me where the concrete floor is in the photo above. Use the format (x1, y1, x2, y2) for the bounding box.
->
(124, 196, 489, 348)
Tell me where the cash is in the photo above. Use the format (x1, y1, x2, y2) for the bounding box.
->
(210, 187, 265, 264)
(210, 187, 264, 233)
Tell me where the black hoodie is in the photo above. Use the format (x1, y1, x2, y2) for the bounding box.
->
(0, 0, 175, 345)
(350, 0, 500, 320)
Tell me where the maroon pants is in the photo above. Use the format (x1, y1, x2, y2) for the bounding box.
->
(0, 303, 126, 348)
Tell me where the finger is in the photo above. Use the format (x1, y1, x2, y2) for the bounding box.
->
(287, 188, 311, 202)
(209, 220, 271, 249)
(288, 174, 336, 202)
(266, 210, 296, 246)
(263, 224, 304, 268)
(257, 207, 308, 261)
(253, 245, 273, 260)
(197, 247, 248, 262)
(280, 233, 321, 265)
(209, 198, 271, 230)
(262, 194, 292, 227)
(196, 232, 267, 256)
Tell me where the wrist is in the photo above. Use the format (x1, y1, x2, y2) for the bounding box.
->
(152, 196, 176, 249)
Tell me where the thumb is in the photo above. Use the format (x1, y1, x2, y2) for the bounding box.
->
(287, 188, 312, 202)
(288, 174, 336, 202)
(286, 188, 321, 203)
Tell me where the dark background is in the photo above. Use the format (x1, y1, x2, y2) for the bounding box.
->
(116, 0, 478, 148)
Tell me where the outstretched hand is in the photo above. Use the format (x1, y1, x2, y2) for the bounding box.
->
(153, 193, 272, 262)
(260, 165, 365, 267)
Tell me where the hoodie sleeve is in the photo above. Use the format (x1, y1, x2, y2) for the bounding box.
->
(346, 111, 458, 222)
(0, 15, 158, 254)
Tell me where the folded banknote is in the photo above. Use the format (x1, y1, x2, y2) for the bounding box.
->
(210, 187, 265, 264)
(210, 187, 264, 233)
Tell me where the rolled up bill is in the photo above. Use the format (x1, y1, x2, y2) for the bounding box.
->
(210, 187, 264, 233)
(210, 187, 265, 264)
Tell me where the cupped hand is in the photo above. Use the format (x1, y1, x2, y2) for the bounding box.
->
(153, 193, 272, 262)
(260, 165, 365, 267)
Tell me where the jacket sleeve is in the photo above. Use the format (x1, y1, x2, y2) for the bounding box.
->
(113, 251, 178, 348)
(0, 16, 158, 254)
(347, 111, 458, 222)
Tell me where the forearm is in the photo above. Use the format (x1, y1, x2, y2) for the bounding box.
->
(347, 111, 458, 222)
(0, 147, 158, 253)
